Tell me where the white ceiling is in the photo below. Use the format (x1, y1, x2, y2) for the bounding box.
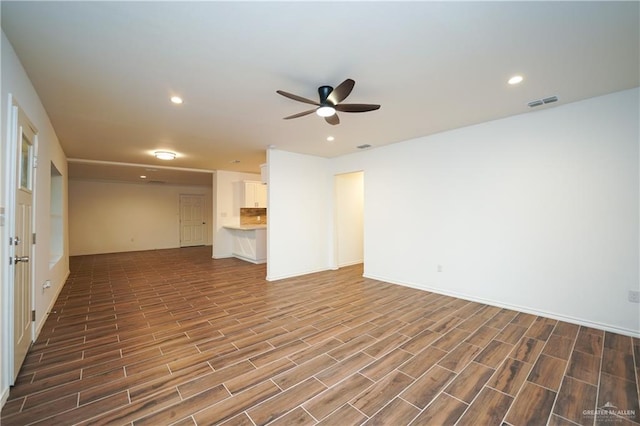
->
(2, 1, 638, 186)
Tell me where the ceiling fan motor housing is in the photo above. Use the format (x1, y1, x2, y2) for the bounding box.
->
(318, 86, 334, 105)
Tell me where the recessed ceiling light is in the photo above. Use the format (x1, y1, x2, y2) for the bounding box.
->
(508, 75, 524, 85)
(140, 175, 147, 179)
(170, 96, 183, 104)
(154, 151, 176, 160)
(326, 136, 335, 142)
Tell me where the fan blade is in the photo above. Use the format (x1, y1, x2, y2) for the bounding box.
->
(327, 79, 355, 105)
(325, 114, 340, 125)
(334, 103, 381, 113)
(276, 90, 320, 106)
(283, 109, 317, 119)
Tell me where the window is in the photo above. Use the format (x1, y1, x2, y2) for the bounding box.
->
(20, 133, 33, 190)
(50, 163, 63, 266)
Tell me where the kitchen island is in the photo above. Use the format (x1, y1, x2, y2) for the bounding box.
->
(223, 224, 266, 264)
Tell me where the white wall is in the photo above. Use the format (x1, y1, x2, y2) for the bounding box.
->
(269, 88, 639, 336)
(68, 179, 212, 255)
(335, 172, 364, 267)
(362, 88, 639, 336)
(212, 170, 261, 259)
(1, 31, 69, 401)
(266, 150, 331, 281)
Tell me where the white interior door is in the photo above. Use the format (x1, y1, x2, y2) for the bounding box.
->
(180, 194, 206, 247)
(12, 110, 36, 381)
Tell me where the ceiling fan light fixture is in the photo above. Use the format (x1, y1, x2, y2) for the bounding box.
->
(316, 106, 336, 117)
(154, 151, 176, 160)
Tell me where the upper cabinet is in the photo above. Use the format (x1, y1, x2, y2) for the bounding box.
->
(243, 180, 267, 208)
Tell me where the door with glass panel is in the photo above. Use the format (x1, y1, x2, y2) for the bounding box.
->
(12, 108, 36, 381)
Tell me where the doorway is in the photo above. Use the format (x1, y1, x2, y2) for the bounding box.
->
(334, 171, 364, 268)
(179, 194, 206, 247)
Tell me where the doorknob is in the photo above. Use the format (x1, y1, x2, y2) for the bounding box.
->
(14, 256, 29, 264)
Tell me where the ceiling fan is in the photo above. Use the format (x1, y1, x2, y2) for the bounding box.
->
(276, 78, 380, 125)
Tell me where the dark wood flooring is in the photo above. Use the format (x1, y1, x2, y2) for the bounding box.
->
(1, 246, 639, 425)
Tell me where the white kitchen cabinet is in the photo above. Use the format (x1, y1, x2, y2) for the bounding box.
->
(243, 180, 267, 208)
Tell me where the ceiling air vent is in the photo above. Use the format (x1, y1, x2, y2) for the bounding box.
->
(357, 144, 372, 149)
(147, 180, 166, 185)
(528, 95, 559, 108)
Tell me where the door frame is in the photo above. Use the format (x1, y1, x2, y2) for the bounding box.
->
(2, 96, 38, 386)
(332, 170, 365, 269)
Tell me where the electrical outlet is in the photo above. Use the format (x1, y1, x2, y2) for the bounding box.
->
(629, 290, 640, 303)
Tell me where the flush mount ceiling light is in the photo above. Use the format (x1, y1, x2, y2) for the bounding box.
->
(170, 96, 183, 104)
(508, 75, 524, 85)
(326, 136, 335, 142)
(154, 151, 176, 160)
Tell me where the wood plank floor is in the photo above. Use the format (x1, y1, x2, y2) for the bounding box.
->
(1, 246, 639, 425)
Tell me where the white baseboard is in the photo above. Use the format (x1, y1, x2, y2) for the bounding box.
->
(1, 386, 9, 410)
(266, 266, 331, 282)
(364, 273, 640, 339)
(212, 254, 233, 260)
(338, 260, 364, 268)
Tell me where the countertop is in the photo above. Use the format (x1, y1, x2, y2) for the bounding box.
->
(223, 224, 267, 231)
